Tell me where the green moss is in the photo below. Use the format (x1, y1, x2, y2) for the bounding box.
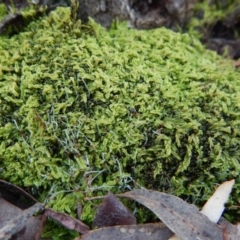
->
(188, 0, 239, 39)
(0, 4, 7, 21)
(0, 3, 48, 36)
(1, 6, 240, 237)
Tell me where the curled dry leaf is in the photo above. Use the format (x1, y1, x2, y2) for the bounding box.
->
(79, 223, 173, 240)
(92, 192, 136, 228)
(0, 180, 37, 209)
(118, 190, 223, 240)
(44, 208, 90, 234)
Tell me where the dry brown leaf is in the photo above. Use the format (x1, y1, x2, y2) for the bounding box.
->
(44, 208, 90, 234)
(78, 223, 173, 240)
(118, 190, 223, 240)
(92, 192, 136, 228)
(0, 180, 38, 209)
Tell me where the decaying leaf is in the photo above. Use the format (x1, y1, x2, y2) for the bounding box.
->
(170, 179, 235, 240)
(0, 180, 46, 239)
(78, 223, 173, 240)
(218, 218, 240, 240)
(118, 190, 223, 240)
(0, 180, 38, 209)
(0, 198, 45, 240)
(44, 208, 90, 234)
(201, 179, 235, 223)
(92, 192, 136, 228)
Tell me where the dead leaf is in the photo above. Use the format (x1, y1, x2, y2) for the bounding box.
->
(0, 180, 46, 239)
(44, 208, 90, 234)
(16, 214, 46, 240)
(0, 180, 38, 209)
(78, 223, 173, 240)
(218, 218, 240, 240)
(201, 180, 235, 223)
(0, 198, 45, 240)
(118, 190, 223, 240)
(0, 180, 46, 240)
(92, 192, 136, 228)
(170, 179, 235, 240)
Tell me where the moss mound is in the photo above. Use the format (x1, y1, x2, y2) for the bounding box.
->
(1, 6, 240, 231)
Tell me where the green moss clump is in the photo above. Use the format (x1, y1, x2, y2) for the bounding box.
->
(188, 0, 239, 39)
(0, 4, 7, 21)
(1, 6, 240, 236)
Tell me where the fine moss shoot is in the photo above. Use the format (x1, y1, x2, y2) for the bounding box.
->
(0, 6, 240, 238)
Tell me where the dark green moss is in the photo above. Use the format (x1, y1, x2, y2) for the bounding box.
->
(0, 6, 240, 237)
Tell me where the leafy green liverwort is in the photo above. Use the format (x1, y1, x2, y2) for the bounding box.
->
(0, 5, 240, 238)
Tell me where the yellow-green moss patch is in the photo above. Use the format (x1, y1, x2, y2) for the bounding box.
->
(1, 6, 240, 237)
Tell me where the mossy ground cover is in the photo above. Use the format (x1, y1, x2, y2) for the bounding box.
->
(0, 6, 240, 238)
(188, 0, 240, 40)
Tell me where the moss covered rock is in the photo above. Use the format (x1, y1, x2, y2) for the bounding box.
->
(0, 6, 240, 235)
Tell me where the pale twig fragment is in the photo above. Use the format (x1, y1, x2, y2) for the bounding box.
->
(201, 179, 235, 223)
